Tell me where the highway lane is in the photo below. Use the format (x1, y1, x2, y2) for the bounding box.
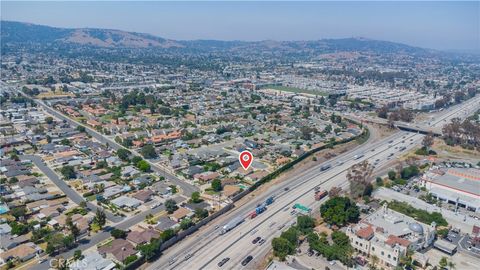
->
(150, 95, 479, 270)
(148, 130, 411, 269)
(188, 132, 423, 270)
(3, 82, 199, 196)
(194, 98, 480, 270)
(209, 98, 480, 270)
(20, 154, 123, 223)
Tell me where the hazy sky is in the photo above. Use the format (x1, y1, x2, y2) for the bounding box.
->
(2, 1, 479, 51)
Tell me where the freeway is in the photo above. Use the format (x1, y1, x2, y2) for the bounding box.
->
(148, 96, 480, 270)
(20, 154, 123, 223)
(2, 81, 199, 196)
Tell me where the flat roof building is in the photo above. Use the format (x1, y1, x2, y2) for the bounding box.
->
(347, 203, 436, 269)
(422, 167, 480, 212)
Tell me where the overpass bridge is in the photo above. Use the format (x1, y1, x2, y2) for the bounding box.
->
(394, 122, 442, 136)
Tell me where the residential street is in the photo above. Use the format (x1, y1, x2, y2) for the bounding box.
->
(20, 154, 123, 223)
(21, 92, 199, 196)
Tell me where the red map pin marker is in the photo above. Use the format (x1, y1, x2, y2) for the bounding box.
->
(239, 150, 253, 170)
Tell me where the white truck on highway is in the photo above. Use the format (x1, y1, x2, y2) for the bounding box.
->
(220, 216, 245, 235)
(353, 153, 364, 160)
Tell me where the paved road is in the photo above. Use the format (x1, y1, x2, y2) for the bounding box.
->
(148, 96, 480, 270)
(20, 154, 123, 223)
(29, 195, 185, 270)
(5, 82, 199, 196)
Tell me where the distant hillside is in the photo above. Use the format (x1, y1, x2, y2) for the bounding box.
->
(1, 20, 434, 55)
(1, 21, 182, 48)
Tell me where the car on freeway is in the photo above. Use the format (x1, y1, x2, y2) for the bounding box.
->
(250, 229, 258, 235)
(258, 239, 266, 245)
(252, 236, 261, 244)
(241, 255, 253, 266)
(278, 224, 285, 230)
(185, 253, 193, 260)
(283, 207, 289, 212)
(284, 187, 290, 191)
(218, 257, 230, 267)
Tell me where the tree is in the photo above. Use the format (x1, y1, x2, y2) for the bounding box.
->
(329, 186, 342, 197)
(60, 166, 76, 179)
(297, 216, 315, 232)
(388, 170, 396, 180)
(131, 156, 143, 164)
(439, 257, 448, 269)
(45, 116, 54, 124)
(111, 228, 127, 239)
(116, 148, 131, 161)
(346, 161, 373, 198)
(422, 132, 434, 150)
(136, 160, 151, 172)
(138, 238, 161, 261)
(93, 209, 106, 228)
(76, 126, 86, 133)
(400, 165, 419, 179)
(280, 227, 299, 246)
(165, 199, 178, 214)
(73, 250, 83, 261)
(272, 237, 295, 261)
(160, 229, 176, 241)
(331, 231, 350, 246)
(79, 201, 87, 208)
(141, 144, 158, 159)
(320, 197, 359, 227)
(375, 177, 383, 186)
(66, 216, 80, 242)
(194, 208, 209, 219)
(10, 206, 26, 220)
(211, 179, 222, 192)
(124, 255, 138, 265)
(376, 106, 388, 119)
(190, 192, 203, 203)
(180, 218, 194, 230)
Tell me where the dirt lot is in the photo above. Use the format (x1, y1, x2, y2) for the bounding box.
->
(431, 138, 480, 164)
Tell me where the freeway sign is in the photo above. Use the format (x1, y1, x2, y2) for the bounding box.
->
(293, 203, 311, 213)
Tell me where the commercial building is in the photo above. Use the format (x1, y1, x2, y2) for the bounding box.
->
(421, 167, 480, 212)
(346, 204, 436, 269)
